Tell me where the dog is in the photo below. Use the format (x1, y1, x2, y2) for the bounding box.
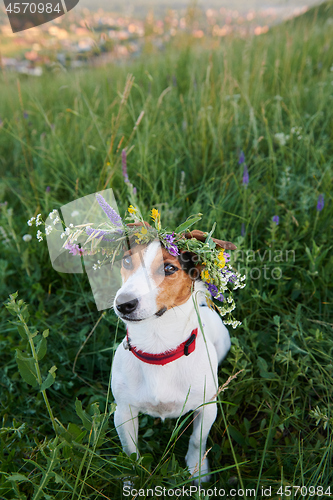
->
(111, 228, 235, 482)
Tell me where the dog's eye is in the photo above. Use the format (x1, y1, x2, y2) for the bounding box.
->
(164, 263, 178, 275)
(122, 255, 133, 269)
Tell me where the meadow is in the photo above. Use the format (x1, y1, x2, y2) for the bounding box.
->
(0, 2, 333, 498)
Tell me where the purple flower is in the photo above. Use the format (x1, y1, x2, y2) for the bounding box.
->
(273, 215, 279, 225)
(241, 222, 245, 237)
(65, 243, 86, 256)
(86, 226, 121, 242)
(242, 165, 249, 187)
(133, 186, 137, 195)
(46, 186, 51, 193)
(206, 282, 224, 301)
(163, 232, 179, 256)
(23, 112, 29, 119)
(95, 193, 122, 227)
(238, 151, 245, 164)
(220, 267, 236, 283)
(224, 252, 230, 263)
(164, 233, 175, 244)
(122, 149, 129, 183)
(317, 194, 324, 212)
(168, 245, 180, 257)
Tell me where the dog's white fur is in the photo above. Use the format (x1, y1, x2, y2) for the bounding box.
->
(111, 241, 231, 482)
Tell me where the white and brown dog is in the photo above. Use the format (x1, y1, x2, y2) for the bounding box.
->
(111, 227, 236, 482)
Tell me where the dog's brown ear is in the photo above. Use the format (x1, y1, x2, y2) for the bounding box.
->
(126, 221, 152, 229)
(184, 229, 237, 251)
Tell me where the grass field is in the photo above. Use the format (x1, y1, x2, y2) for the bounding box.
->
(0, 2, 333, 499)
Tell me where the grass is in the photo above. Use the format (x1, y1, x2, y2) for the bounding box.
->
(0, 2, 333, 498)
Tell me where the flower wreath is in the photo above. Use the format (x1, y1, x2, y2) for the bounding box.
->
(28, 194, 246, 328)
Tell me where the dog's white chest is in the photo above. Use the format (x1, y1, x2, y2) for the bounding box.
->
(127, 366, 196, 419)
(141, 400, 179, 418)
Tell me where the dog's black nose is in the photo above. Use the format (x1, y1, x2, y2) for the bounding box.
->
(116, 294, 139, 315)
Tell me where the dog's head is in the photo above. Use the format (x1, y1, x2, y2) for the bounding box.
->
(113, 222, 236, 323)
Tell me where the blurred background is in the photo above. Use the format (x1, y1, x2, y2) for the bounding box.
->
(0, 0, 325, 74)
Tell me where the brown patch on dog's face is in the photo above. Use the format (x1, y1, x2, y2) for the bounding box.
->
(154, 248, 194, 312)
(120, 244, 197, 315)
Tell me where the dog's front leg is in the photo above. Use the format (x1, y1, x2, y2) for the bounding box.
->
(185, 401, 217, 484)
(114, 404, 139, 457)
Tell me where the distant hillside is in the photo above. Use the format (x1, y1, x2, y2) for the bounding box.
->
(78, 0, 325, 15)
(272, 0, 333, 29)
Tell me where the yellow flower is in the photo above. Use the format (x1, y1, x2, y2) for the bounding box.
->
(151, 208, 160, 221)
(134, 226, 148, 243)
(128, 205, 137, 214)
(217, 250, 226, 269)
(201, 269, 210, 283)
(151, 208, 161, 229)
(217, 250, 225, 261)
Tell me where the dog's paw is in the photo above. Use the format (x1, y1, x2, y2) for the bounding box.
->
(186, 452, 211, 484)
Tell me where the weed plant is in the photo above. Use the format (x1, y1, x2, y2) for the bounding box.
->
(0, 2, 333, 499)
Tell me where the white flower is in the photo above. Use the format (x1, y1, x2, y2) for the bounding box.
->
(45, 225, 53, 235)
(65, 227, 71, 236)
(274, 133, 288, 146)
(35, 214, 43, 226)
(49, 209, 58, 220)
(27, 217, 35, 226)
(22, 234, 32, 242)
(60, 233, 66, 239)
(36, 230, 43, 242)
(69, 223, 74, 228)
(53, 216, 60, 225)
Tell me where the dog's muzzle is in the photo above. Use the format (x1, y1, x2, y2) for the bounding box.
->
(116, 293, 139, 316)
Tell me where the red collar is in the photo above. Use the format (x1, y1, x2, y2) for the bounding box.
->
(126, 328, 198, 366)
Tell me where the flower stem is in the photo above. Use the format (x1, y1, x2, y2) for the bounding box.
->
(18, 313, 58, 435)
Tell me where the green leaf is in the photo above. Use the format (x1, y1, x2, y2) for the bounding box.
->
(40, 372, 56, 392)
(205, 222, 216, 242)
(75, 399, 92, 431)
(248, 437, 257, 448)
(8, 473, 30, 482)
(60, 422, 86, 444)
(36, 336, 47, 361)
(16, 323, 27, 340)
(43, 329, 50, 338)
(142, 429, 154, 438)
(229, 425, 246, 446)
(174, 214, 202, 234)
(257, 356, 275, 379)
(15, 350, 38, 387)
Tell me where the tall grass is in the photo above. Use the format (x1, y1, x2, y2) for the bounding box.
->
(0, 3, 332, 499)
